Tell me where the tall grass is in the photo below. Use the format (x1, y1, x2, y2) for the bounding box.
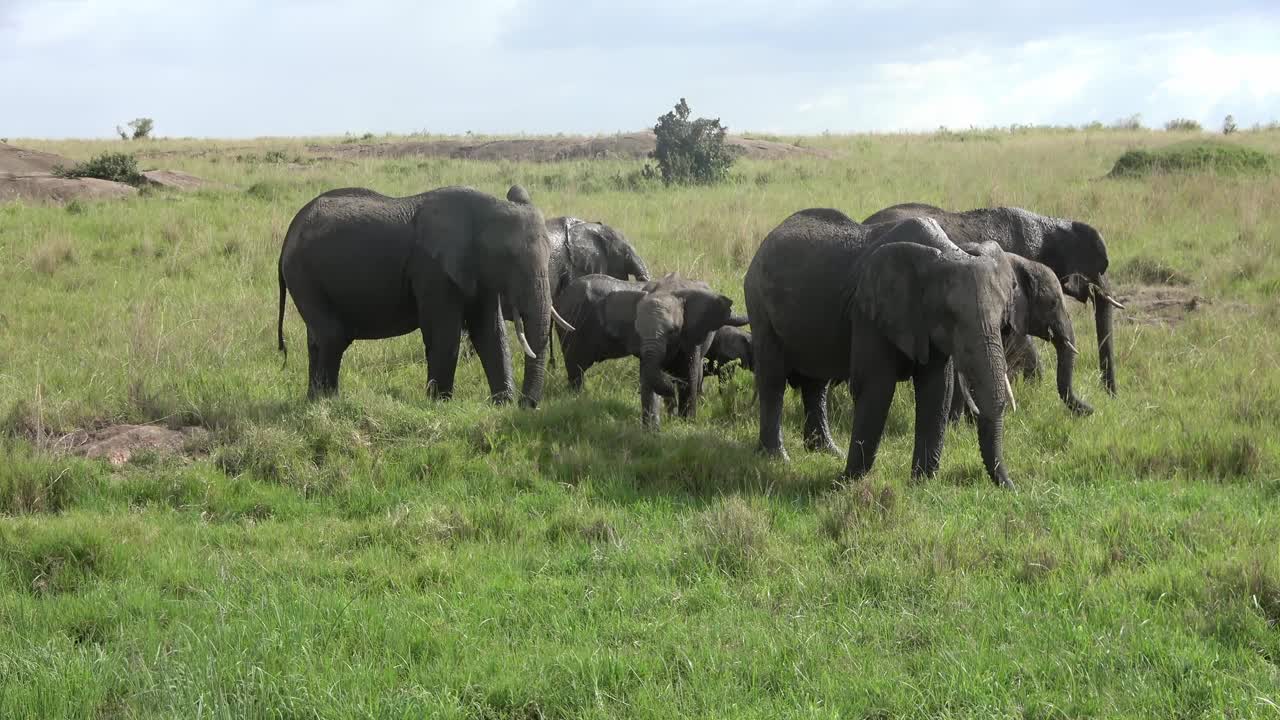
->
(1, 128, 1279, 717)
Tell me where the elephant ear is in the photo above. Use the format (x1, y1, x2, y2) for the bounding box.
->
(635, 292, 682, 343)
(506, 185, 532, 205)
(416, 202, 477, 298)
(854, 242, 943, 364)
(676, 288, 734, 342)
(603, 289, 645, 342)
(566, 224, 607, 276)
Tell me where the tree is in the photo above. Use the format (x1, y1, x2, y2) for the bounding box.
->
(649, 98, 738, 186)
(116, 117, 155, 140)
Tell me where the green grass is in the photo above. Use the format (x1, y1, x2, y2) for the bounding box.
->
(2, 128, 1280, 717)
(1110, 139, 1275, 177)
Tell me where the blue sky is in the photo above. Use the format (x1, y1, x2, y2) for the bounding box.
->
(3, 0, 1278, 138)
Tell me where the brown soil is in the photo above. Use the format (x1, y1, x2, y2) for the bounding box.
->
(311, 131, 826, 163)
(1114, 284, 1207, 326)
(53, 424, 208, 466)
(0, 175, 137, 204)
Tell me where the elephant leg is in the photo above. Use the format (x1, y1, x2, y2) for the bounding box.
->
(305, 322, 349, 399)
(799, 377, 840, 455)
(424, 303, 464, 401)
(677, 350, 704, 419)
(752, 324, 789, 459)
(844, 372, 896, 480)
(911, 355, 953, 479)
(1005, 333, 1042, 382)
(641, 385, 661, 430)
(465, 298, 515, 404)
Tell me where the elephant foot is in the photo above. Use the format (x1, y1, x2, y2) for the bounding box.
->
(804, 435, 843, 457)
(757, 443, 789, 462)
(1065, 396, 1093, 416)
(518, 395, 538, 410)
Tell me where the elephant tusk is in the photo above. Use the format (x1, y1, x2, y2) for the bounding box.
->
(1004, 374, 1017, 413)
(550, 304, 576, 333)
(512, 313, 537, 360)
(1063, 338, 1079, 355)
(956, 372, 979, 416)
(1103, 293, 1125, 310)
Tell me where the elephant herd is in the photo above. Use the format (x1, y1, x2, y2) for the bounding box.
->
(277, 184, 1123, 490)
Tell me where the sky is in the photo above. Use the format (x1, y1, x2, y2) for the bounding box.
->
(2, 0, 1279, 138)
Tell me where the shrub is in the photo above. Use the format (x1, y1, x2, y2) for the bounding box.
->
(1164, 118, 1203, 132)
(1223, 115, 1238, 135)
(115, 117, 154, 140)
(1111, 113, 1144, 130)
(53, 151, 146, 186)
(1109, 141, 1274, 177)
(649, 98, 739, 186)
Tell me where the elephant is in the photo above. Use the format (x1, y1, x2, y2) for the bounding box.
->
(704, 325, 753, 379)
(499, 211, 650, 365)
(745, 210, 1020, 488)
(862, 203, 1124, 395)
(276, 184, 574, 406)
(554, 272, 748, 428)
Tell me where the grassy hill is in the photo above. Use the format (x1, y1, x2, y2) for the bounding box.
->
(2, 127, 1279, 717)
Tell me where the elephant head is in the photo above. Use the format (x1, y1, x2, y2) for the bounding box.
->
(1002, 254, 1092, 415)
(634, 274, 742, 399)
(856, 236, 1019, 487)
(1041, 220, 1123, 395)
(428, 185, 574, 407)
(562, 220, 651, 288)
(705, 324, 754, 377)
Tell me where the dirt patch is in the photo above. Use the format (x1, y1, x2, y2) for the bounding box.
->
(0, 175, 138, 204)
(140, 169, 225, 191)
(1115, 285, 1206, 326)
(53, 424, 208, 466)
(311, 131, 826, 163)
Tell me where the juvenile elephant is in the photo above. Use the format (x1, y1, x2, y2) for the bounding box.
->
(745, 211, 1020, 488)
(277, 184, 574, 406)
(704, 325, 753, 379)
(863, 203, 1124, 395)
(554, 273, 747, 428)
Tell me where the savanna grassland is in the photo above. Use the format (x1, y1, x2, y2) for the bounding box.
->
(2, 128, 1279, 718)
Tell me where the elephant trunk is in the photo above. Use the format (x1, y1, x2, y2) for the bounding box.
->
(958, 335, 1014, 488)
(640, 335, 676, 398)
(515, 274, 553, 409)
(1094, 280, 1118, 395)
(627, 250, 651, 282)
(1053, 333, 1093, 416)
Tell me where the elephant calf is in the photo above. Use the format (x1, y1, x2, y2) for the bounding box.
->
(554, 273, 747, 428)
(704, 325, 753, 380)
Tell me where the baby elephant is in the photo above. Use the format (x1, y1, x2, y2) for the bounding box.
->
(555, 273, 748, 428)
(704, 325, 753, 380)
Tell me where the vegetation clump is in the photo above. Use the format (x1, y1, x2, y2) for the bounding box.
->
(1109, 141, 1274, 177)
(53, 151, 146, 186)
(649, 98, 739, 186)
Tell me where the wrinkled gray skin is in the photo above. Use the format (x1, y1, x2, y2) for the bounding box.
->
(745, 211, 1020, 488)
(946, 249, 1091, 420)
(704, 325, 753, 379)
(555, 273, 747, 428)
(863, 203, 1121, 395)
(499, 208, 650, 366)
(278, 184, 563, 407)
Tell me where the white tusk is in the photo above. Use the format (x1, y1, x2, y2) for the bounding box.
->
(1103, 294, 1125, 310)
(1063, 339, 1079, 355)
(512, 314, 537, 359)
(550, 304, 575, 333)
(1004, 374, 1017, 413)
(956, 373, 979, 416)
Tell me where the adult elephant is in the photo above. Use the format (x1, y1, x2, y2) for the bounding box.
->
(863, 203, 1124, 394)
(745, 211, 1020, 488)
(277, 184, 574, 406)
(554, 273, 747, 428)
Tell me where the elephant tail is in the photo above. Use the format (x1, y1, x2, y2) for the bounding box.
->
(277, 256, 288, 366)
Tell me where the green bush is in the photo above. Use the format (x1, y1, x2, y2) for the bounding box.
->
(1165, 118, 1204, 132)
(1109, 141, 1274, 177)
(115, 117, 154, 140)
(53, 152, 146, 186)
(649, 98, 739, 186)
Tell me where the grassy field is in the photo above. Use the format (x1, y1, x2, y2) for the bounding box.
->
(2, 128, 1279, 718)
